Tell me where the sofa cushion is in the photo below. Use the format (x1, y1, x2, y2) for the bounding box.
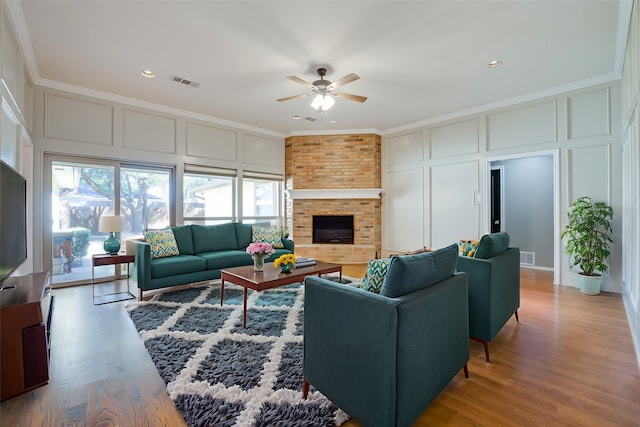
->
(191, 223, 238, 253)
(380, 243, 458, 298)
(150, 254, 206, 278)
(252, 226, 284, 249)
(458, 239, 479, 257)
(199, 250, 252, 270)
(360, 258, 391, 293)
(144, 229, 180, 259)
(171, 225, 194, 255)
(474, 232, 510, 259)
(235, 223, 253, 249)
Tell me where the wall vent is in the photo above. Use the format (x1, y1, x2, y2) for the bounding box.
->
(170, 75, 200, 88)
(520, 251, 535, 266)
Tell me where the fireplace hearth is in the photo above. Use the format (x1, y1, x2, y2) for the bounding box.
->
(313, 215, 354, 244)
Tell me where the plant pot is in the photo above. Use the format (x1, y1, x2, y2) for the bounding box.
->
(578, 273, 602, 295)
(280, 263, 293, 273)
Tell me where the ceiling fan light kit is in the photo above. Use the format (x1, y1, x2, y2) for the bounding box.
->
(311, 94, 335, 112)
(277, 67, 367, 112)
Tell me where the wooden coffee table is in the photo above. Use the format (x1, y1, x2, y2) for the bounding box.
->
(220, 262, 342, 328)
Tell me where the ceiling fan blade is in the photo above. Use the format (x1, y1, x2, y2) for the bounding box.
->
(332, 92, 367, 103)
(327, 73, 360, 90)
(286, 75, 316, 90)
(277, 93, 312, 102)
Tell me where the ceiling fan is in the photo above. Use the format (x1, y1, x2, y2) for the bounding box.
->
(277, 67, 367, 112)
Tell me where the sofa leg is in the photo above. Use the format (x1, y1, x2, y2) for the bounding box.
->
(302, 379, 310, 398)
(138, 288, 142, 301)
(515, 309, 519, 323)
(463, 363, 469, 378)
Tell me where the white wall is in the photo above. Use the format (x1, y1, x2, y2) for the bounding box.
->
(382, 82, 623, 294)
(0, 3, 33, 276)
(620, 0, 640, 368)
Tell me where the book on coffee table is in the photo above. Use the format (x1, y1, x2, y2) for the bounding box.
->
(295, 257, 317, 267)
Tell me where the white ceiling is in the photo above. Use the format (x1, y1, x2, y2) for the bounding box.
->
(12, 0, 624, 136)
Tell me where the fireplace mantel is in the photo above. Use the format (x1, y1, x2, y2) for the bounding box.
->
(285, 189, 383, 200)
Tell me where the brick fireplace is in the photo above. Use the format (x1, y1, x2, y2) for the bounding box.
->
(284, 134, 381, 264)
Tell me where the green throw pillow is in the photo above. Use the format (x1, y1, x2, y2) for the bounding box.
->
(251, 226, 284, 249)
(144, 229, 180, 259)
(361, 258, 391, 294)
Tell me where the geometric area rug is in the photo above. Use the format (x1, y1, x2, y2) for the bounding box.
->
(126, 280, 350, 427)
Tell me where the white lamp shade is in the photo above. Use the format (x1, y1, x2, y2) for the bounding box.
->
(310, 94, 335, 112)
(310, 94, 323, 110)
(99, 215, 123, 233)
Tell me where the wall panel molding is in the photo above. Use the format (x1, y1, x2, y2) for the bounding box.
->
(567, 87, 611, 140)
(123, 109, 176, 154)
(44, 92, 113, 146)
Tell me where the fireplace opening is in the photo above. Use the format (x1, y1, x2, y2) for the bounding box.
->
(313, 215, 354, 244)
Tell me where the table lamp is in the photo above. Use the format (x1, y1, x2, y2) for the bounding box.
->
(99, 215, 123, 254)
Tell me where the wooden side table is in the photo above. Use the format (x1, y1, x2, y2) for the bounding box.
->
(92, 253, 135, 305)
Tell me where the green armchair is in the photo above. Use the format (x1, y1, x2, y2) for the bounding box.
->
(302, 244, 469, 427)
(456, 232, 520, 362)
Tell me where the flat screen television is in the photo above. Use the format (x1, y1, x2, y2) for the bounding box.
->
(0, 160, 27, 285)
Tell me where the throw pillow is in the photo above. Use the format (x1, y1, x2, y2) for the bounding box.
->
(380, 243, 458, 298)
(251, 226, 284, 249)
(458, 240, 479, 257)
(144, 229, 180, 259)
(361, 258, 391, 294)
(474, 232, 510, 259)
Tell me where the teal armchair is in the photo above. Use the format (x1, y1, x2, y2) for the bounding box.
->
(456, 232, 520, 362)
(302, 244, 469, 427)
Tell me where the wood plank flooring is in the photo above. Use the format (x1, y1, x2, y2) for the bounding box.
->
(1, 268, 639, 426)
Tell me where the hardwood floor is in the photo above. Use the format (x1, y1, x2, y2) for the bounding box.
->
(1, 268, 639, 426)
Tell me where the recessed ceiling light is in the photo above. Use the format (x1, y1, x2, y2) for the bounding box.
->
(140, 69, 156, 78)
(292, 115, 301, 120)
(488, 60, 503, 68)
(329, 120, 337, 123)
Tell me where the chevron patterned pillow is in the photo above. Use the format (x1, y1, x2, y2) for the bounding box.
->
(361, 258, 391, 293)
(144, 229, 180, 259)
(252, 226, 285, 248)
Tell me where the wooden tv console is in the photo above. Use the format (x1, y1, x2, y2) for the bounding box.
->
(0, 272, 52, 401)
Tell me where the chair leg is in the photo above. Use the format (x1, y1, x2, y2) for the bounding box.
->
(463, 363, 469, 378)
(302, 379, 310, 398)
(470, 337, 491, 363)
(482, 341, 490, 363)
(514, 309, 519, 323)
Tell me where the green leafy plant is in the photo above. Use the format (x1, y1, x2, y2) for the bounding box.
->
(561, 197, 613, 276)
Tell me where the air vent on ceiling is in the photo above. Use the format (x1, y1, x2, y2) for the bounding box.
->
(170, 75, 200, 88)
(304, 117, 317, 122)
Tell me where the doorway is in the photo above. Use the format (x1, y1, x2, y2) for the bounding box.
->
(487, 151, 559, 284)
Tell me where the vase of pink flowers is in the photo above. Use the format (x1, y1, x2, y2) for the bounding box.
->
(246, 242, 274, 271)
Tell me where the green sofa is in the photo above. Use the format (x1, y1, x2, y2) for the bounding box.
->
(302, 243, 469, 427)
(127, 222, 294, 299)
(456, 232, 520, 362)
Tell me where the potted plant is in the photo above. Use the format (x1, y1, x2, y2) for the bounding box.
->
(561, 196, 613, 295)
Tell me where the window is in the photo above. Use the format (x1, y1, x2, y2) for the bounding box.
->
(241, 172, 284, 228)
(47, 156, 173, 286)
(183, 165, 236, 225)
(120, 166, 172, 238)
